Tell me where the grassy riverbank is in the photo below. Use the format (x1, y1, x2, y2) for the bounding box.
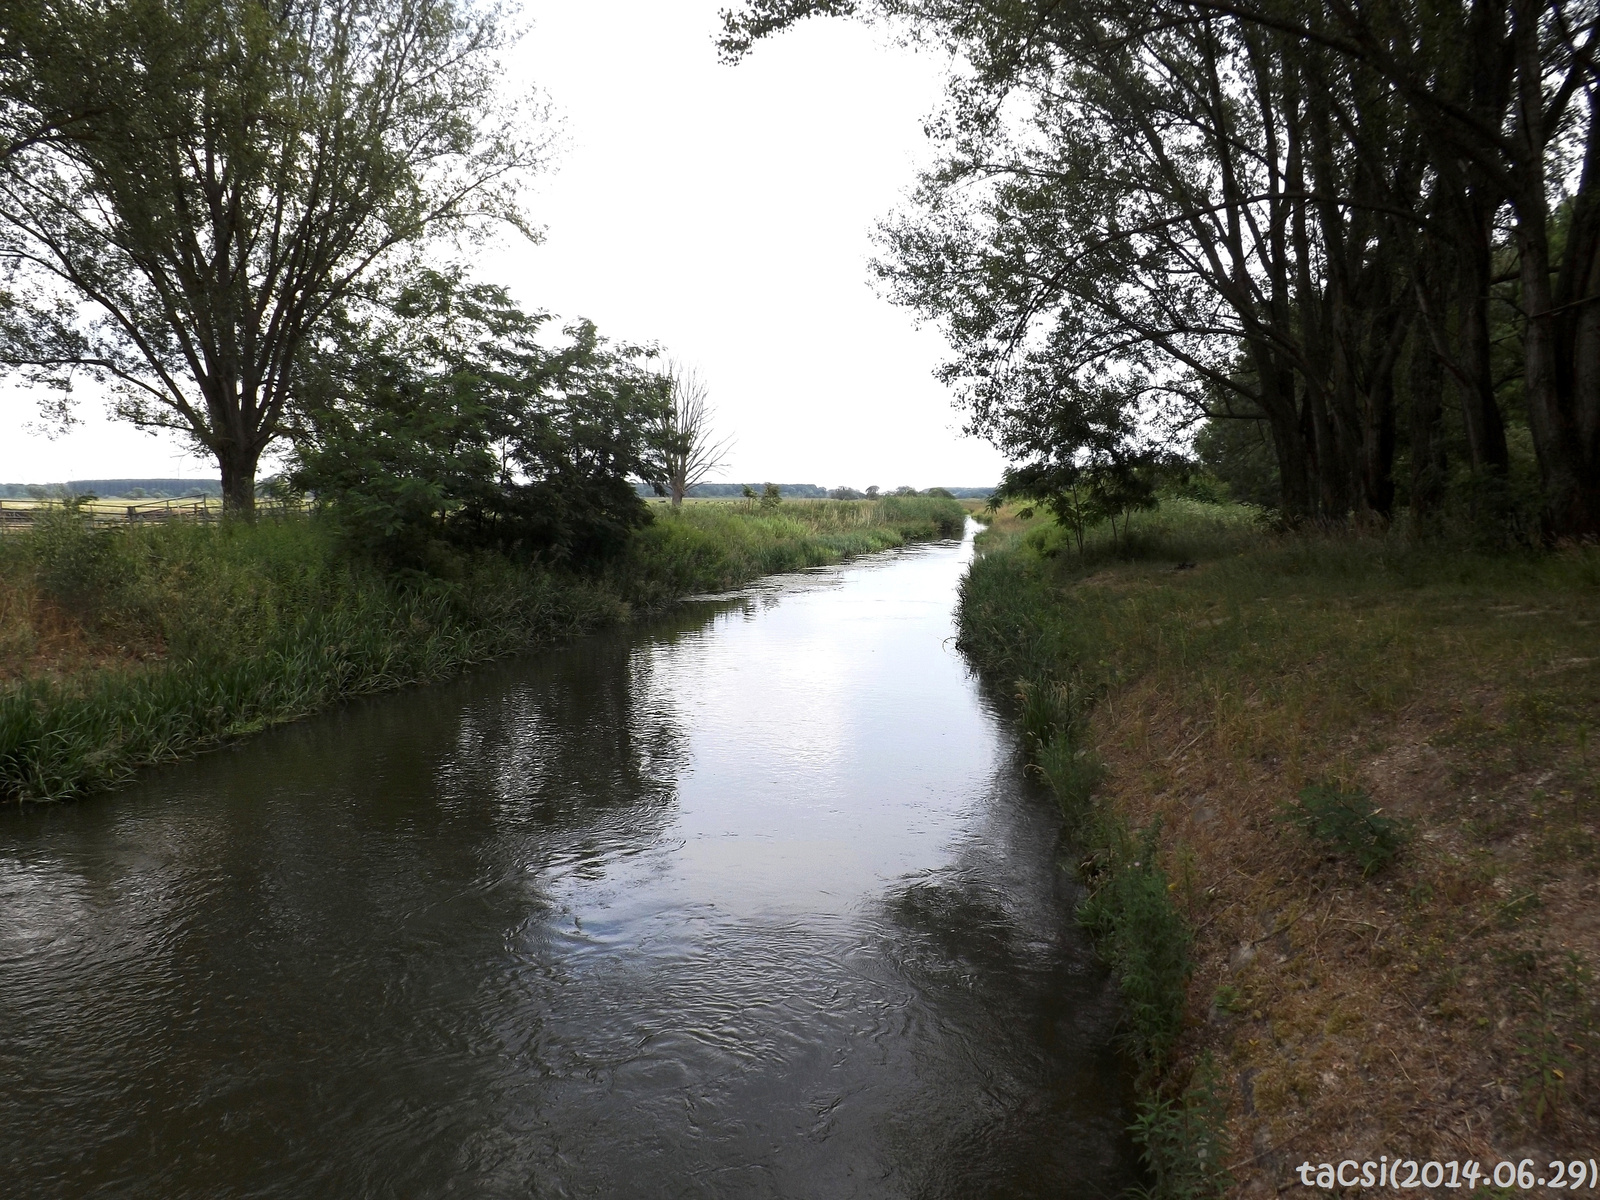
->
(958, 501, 1600, 1197)
(0, 495, 964, 803)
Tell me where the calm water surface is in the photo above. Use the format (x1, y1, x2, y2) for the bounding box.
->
(1, 523, 1134, 1198)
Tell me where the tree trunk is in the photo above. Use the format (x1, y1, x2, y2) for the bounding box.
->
(1520, 215, 1600, 536)
(1511, 0, 1600, 537)
(1362, 357, 1399, 518)
(1456, 223, 1511, 475)
(1252, 344, 1311, 518)
(1409, 340, 1448, 524)
(217, 443, 260, 515)
(1269, 412, 1311, 518)
(1553, 102, 1600, 536)
(1305, 374, 1349, 519)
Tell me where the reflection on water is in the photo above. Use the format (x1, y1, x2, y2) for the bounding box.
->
(0, 523, 1134, 1198)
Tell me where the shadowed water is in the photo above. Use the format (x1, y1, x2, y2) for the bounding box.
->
(1, 522, 1135, 1198)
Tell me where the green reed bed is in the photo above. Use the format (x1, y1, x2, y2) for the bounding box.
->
(0, 496, 965, 804)
(615, 495, 966, 606)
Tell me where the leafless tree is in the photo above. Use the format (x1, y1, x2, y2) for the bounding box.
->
(655, 360, 732, 507)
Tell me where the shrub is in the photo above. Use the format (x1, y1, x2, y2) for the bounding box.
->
(28, 507, 125, 616)
(291, 270, 666, 572)
(1281, 781, 1410, 876)
(1130, 1053, 1233, 1200)
(1078, 819, 1193, 1068)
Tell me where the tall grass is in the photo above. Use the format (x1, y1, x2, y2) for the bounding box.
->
(615, 495, 965, 606)
(0, 496, 965, 803)
(957, 501, 1239, 1200)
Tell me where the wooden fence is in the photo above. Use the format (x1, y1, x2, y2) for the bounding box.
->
(0, 498, 303, 530)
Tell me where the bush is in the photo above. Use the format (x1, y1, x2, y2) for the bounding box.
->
(1281, 781, 1410, 876)
(1078, 819, 1194, 1069)
(291, 270, 666, 572)
(28, 507, 126, 616)
(1130, 1053, 1233, 1200)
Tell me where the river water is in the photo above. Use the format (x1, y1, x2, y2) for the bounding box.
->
(1, 522, 1134, 1198)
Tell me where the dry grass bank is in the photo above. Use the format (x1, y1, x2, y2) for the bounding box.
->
(960, 501, 1600, 1194)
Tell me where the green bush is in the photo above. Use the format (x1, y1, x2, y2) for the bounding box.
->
(1078, 818, 1194, 1069)
(28, 507, 126, 616)
(1281, 781, 1410, 876)
(290, 270, 666, 572)
(1130, 1053, 1233, 1200)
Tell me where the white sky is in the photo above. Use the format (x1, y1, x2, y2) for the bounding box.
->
(0, 0, 1005, 490)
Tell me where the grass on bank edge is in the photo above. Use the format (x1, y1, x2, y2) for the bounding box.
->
(958, 499, 1600, 1198)
(0, 495, 965, 804)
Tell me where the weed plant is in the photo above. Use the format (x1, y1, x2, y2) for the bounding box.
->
(1076, 815, 1194, 1070)
(1281, 781, 1410, 876)
(1129, 1053, 1234, 1200)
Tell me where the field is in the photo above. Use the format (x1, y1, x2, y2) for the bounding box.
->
(958, 500, 1600, 1195)
(0, 495, 965, 803)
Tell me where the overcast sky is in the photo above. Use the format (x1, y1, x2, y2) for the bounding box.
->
(0, 0, 1006, 490)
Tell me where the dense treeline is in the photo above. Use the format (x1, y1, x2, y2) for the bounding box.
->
(723, 0, 1599, 538)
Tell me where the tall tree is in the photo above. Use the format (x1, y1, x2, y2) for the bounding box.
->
(815, 1, 1418, 518)
(652, 360, 732, 507)
(0, 0, 545, 511)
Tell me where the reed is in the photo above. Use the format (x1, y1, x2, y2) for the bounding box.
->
(1, 496, 966, 803)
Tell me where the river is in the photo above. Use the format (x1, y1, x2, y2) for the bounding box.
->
(1, 521, 1134, 1198)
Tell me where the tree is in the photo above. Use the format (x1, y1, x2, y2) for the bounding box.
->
(722, 0, 1600, 537)
(651, 360, 732, 506)
(0, 0, 545, 512)
(288, 269, 669, 570)
(0, 2, 101, 164)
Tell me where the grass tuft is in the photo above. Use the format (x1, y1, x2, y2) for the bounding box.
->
(1281, 781, 1410, 876)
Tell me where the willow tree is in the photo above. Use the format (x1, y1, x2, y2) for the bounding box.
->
(0, 0, 545, 511)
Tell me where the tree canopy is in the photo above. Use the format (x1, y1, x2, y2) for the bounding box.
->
(722, 0, 1600, 538)
(288, 270, 670, 571)
(0, 0, 545, 511)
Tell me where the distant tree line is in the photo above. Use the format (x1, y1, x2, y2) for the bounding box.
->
(724, 0, 1600, 539)
(635, 483, 991, 500)
(0, 479, 223, 500)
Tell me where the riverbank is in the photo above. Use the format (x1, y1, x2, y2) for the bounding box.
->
(957, 500, 1600, 1197)
(0, 496, 964, 803)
